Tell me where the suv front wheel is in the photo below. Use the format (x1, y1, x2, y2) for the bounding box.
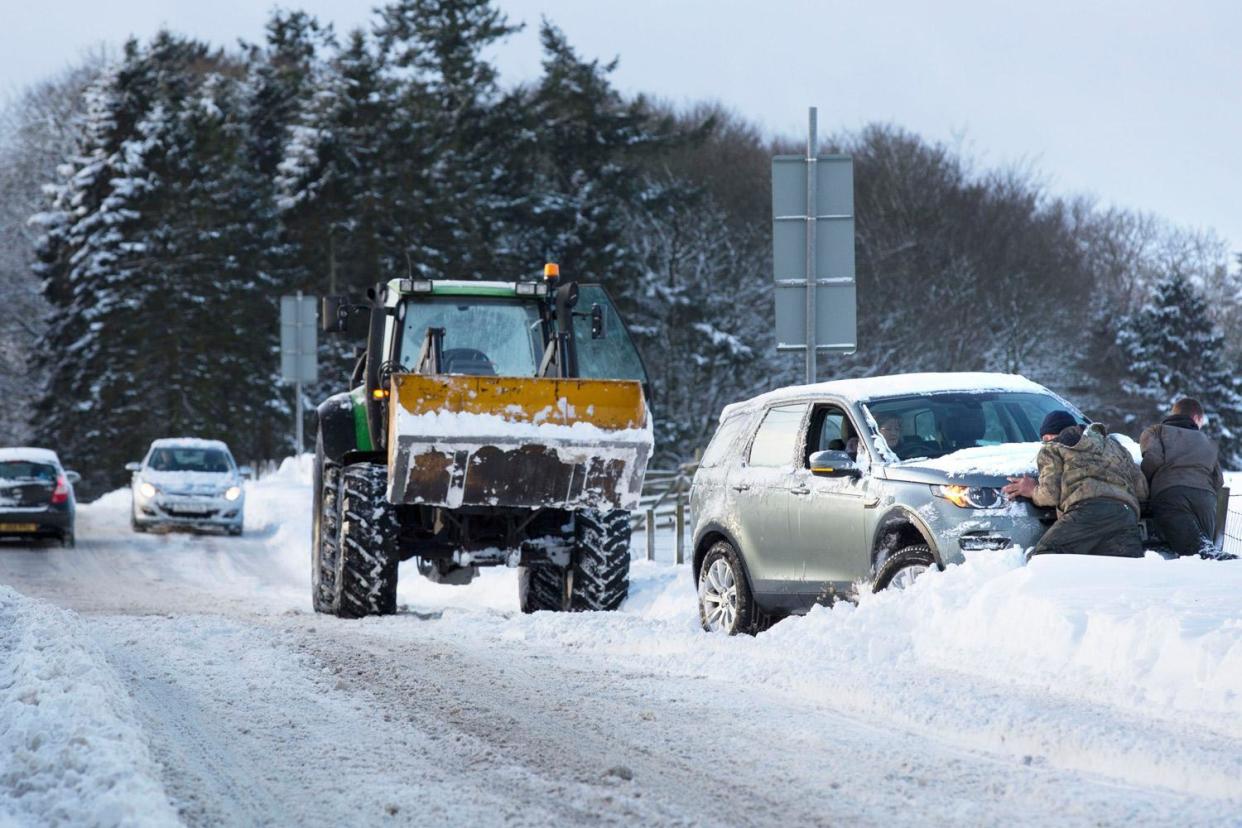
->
(697, 541, 758, 635)
(873, 544, 937, 592)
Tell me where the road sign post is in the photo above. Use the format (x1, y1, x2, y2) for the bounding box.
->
(772, 107, 856, 382)
(280, 293, 319, 454)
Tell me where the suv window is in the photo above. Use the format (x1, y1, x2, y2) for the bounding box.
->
(700, 413, 749, 468)
(804, 404, 858, 465)
(748, 404, 808, 468)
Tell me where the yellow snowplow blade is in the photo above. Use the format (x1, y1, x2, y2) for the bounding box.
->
(386, 374, 651, 510)
(389, 374, 646, 430)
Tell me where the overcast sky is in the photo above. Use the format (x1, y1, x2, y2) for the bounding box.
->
(4, 1, 1240, 257)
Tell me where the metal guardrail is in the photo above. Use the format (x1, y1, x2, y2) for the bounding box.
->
(633, 461, 698, 564)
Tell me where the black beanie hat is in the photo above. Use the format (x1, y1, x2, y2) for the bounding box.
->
(1039, 410, 1077, 438)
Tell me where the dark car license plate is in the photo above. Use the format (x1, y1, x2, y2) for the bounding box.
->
(0, 523, 38, 532)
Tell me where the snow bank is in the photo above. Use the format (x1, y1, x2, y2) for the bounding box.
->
(406, 550, 1242, 798)
(0, 587, 177, 826)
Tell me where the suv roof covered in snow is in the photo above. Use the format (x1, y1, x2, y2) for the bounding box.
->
(719, 372, 1053, 420)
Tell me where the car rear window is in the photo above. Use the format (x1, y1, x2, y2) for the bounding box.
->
(699, 414, 749, 468)
(748, 404, 808, 468)
(0, 461, 57, 483)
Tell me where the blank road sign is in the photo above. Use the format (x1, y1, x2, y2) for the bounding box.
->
(280, 295, 318, 384)
(772, 154, 856, 351)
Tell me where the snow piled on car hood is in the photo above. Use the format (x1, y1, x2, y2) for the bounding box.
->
(891, 442, 1043, 479)
(0, 587, 178, 826)
(888, 433, 1145, 482)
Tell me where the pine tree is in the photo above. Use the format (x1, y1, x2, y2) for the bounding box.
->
(32, 34, 288, 494)
(1118, 272, 1242, 466)
(30, 50, 154, 495)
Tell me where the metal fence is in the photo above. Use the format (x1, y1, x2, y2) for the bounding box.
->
(1223, 492, 1242, 559)
(632, 462, 698, 564)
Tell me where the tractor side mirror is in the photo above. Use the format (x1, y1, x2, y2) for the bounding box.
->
(125, 462, 142, 473)
(809, 450, 861, 479)
(590, 303, 605, 339)
(322, 295, 348, 333)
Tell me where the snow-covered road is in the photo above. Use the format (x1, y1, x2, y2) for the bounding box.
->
(2, 460, 1240, 826)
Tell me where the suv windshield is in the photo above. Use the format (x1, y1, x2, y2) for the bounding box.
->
(864, 391, 1082, 462)
(399, 297, 543, 376)
(148, 448, 233, 473)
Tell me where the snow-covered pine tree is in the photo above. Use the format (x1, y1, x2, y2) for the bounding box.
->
(30, 48, 155, 496)
(623, 186, 770, 461)
(1118, 272, 1242, 467)
(372, 0, 524, 280)
(275, 26, 394, 295)
(32, 33, 289, 494)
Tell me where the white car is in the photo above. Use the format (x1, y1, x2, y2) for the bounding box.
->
(127, 439, 250, 535)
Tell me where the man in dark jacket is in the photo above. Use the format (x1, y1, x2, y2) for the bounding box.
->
(1140, 397, 1224, 557)
(1003, 410, 1148, 559)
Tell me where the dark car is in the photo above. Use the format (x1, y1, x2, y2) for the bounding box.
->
(0, 448, 79, 547)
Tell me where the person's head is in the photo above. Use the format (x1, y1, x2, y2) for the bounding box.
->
(1039, 410, 1077, 442)
(878, 415, 903, 448)
(1171, 397, 1206, 428)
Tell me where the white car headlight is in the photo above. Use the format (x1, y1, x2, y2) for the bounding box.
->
(224, 486, 242, 502)
(140, 482, 157, 499)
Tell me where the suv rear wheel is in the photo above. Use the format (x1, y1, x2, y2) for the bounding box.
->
(697, 541, 759, 635)
(873, 544, 936, 592)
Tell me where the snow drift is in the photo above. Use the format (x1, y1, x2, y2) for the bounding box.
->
(0, 586, 178, 826)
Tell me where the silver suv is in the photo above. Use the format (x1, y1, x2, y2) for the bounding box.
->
(689, 373, 1088, 635)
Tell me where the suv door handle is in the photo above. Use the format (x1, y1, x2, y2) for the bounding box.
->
(731, 484, 751, 492)
(790, 484, 810, 496)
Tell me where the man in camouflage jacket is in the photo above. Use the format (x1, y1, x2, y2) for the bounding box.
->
(1003, 410, 1148, 558)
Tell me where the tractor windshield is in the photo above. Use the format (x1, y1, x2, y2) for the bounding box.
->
(399, 297, 543, 376)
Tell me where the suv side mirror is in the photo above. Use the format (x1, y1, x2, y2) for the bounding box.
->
(125, 462, 142, 473)
(65, 470, 81, 485)
(590, 303, 605, 339)
(809, 450, 861, 478)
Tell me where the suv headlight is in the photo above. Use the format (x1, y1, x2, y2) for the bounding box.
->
(224, 486, 242, 502)
(139, 482, 158, 499)
(931, 484, 1003, 510)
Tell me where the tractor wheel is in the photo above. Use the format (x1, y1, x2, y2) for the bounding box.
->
(335, 462, 399, 617)
(311, 434, 342, 614)
(518, 510, 631, 613)
(569, 509, 631, 611)
(517, 562, 569, 614)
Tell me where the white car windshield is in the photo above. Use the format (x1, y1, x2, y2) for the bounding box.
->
(865, 391, 1082, 462)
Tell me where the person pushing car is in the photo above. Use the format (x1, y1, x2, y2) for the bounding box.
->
(1002, 410, 1149, 559)
(1139, 397, 1224, 558)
